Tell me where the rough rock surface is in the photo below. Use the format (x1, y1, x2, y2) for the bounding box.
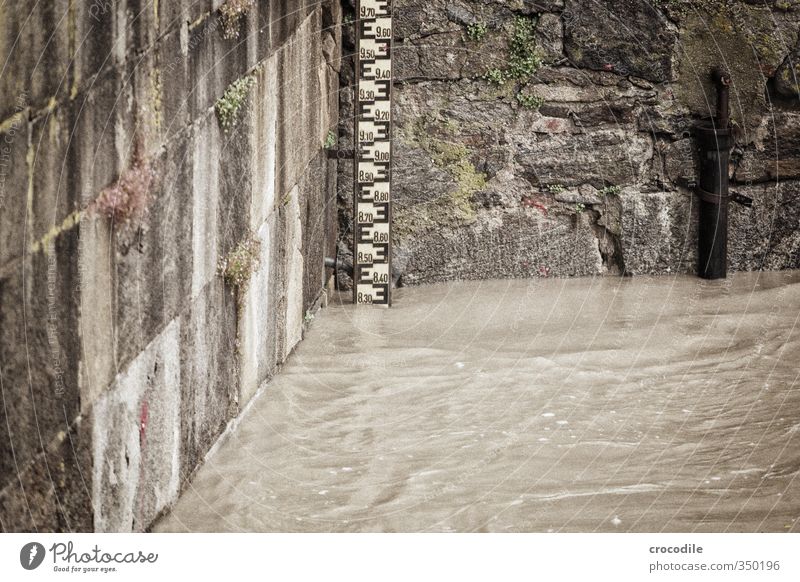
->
(337, 0, 800, 285)
(0, 1, 340, 532)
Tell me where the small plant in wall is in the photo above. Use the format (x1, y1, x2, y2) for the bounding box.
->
(483, 68, 506, 86)
(90, 140, 156, 226)
(599, 185, 621, 197)
(547, 184, 565, 195)
(466, 22, 488, 42)
(575, 203, 586, 213)
(218, 235, 261, 301)
(507, 16, 542, 82)
(219, 0, 255, 40)
(215, 75, 257, 132)
(324, 130, 337, 149)
(480, 16, 546, 112)
(516, 92, 544, 110)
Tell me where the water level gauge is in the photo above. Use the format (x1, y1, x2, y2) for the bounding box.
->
(354, 0, 393, 306)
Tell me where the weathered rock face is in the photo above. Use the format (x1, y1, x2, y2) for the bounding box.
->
(337, 0, 800, 285)
(563, 0, 678, 83)
(0, 1, 340, 532)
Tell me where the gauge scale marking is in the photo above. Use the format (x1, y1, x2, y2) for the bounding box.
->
(354, 0, 392, 306)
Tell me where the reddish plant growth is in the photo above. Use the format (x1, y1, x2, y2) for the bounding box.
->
(91, 144, 155, 225)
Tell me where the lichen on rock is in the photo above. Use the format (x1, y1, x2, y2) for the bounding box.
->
(394, 117, 487, 237)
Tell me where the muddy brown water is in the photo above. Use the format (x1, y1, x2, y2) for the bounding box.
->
(156, 271, 800, 532)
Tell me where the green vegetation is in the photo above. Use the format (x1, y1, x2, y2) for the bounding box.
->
(466, 22, 488, 42)
(425, 140, 486, 221)
(394, 119, 488, 237)
(324, 130, 337, 149)
(516, 92, 544, 110)
(483, 68, 507, 86)
(599, 185, 622, 196)
(215, 75, 256, 131)
(219, 236, 261, 294)
(507, 16, 542, 82)
(575, 203, 586, 213)
(547, 184, 565, 195)
(480, 16, 546, 111)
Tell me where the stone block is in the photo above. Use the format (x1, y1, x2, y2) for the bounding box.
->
(191, 116, 221, 299)
(217, 99, 255, 257)
(78, 216, 115, 408)
(515, 130, 654, 188)
(30, 109, 81, 248)
(276, 22, 309, 197)
(239, 216, 275, 404)
(250, 55, 279, 231)
(400, 209, 604, 285)
(188, 13, 249, 122)
(0, 228, 82, 493)
(271, 0, 296, 51)
(0, 415, 92, 532)
(563, 0, 677, 83)
(729, 180, 800, 271)
(0, 1, 70, 121)
(267, 187, 293, 366)
(300, 152, 330, 311)
(619, 188, 698, 275)
(284, 187, 305, 358)
(92, 320, 181, 532)
(68, 75, 130, 209)
(0, 111, 29, 267)
(157, 26, 192, 145)
(735, 112, 800, 184)
(112, 133, 194, 370)
(179, 277, 238, 478)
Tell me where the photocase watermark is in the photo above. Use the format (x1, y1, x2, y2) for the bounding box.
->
(19, 542, 46, 570)
(18, 540, 159, 574)
(46, 249, 68, 397)
(88, 0, 113, 22)
(161, 14, 221, 78)
(0, 91, 28, 223)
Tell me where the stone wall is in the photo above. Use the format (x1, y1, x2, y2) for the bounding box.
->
(338, 0, 800, 284)
(0, 0, 341, 532)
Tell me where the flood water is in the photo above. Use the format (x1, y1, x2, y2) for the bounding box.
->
(156, 271, 800, 532)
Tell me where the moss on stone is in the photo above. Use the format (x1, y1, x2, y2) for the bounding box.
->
(479, 16, 544, 109)
(395, 120, 487, 237)
(507, 16, 541, 83)
(466, 22, 488, 43)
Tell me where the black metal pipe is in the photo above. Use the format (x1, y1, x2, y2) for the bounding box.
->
(695, 69, 733, 280)
(324, 256, 353, 276)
